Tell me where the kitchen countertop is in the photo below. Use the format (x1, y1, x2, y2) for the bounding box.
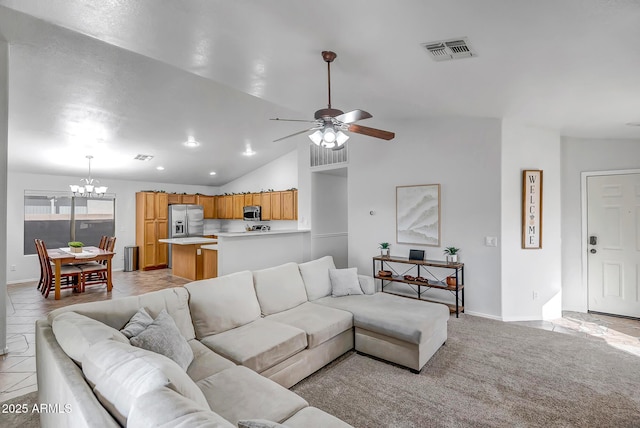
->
(214, 229, 310, 238)
(200, 244, 218, 251)
(158, 237, 218, 245)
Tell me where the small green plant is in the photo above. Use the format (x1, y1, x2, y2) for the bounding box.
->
(68, 241, 84, 248)
(379, 242, 390, 249)
(443, 246, 459, 255)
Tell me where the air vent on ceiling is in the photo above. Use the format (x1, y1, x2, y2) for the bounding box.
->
(134, 154, 154, 161)
(421, 37, 476, 61)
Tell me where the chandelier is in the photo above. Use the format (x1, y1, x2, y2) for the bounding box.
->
(69, 155, 108, 197)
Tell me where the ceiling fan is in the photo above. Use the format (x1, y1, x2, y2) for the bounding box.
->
(271, 51, 395, 150)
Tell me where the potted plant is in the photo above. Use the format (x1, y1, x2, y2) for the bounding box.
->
(443, 246, 460, 263)
(379, 242, 391, 258)
(68, 241, 84, 254)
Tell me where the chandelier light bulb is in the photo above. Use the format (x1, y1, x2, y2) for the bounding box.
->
(323, 128, 337, 143)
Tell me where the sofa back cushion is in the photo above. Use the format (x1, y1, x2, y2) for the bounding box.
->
(47, 288, 196, 341)
(51, 311, 130, 366)
(185, 271, 261, 337)
(298, 256, 336, 301)
(252, 262, 308, 316)
(82, 340, 208, 426)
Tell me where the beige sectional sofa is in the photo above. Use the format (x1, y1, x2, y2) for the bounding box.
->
(36, 256, 449, 427)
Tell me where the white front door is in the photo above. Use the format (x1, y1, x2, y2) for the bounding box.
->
(587, 173, 640, 317)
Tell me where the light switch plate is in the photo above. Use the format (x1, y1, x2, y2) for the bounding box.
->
(485, 236, 497, 247)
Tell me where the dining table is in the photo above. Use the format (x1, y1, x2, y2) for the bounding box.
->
(47, 246, 116, 300)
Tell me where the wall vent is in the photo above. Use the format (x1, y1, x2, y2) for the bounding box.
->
(134, 154, 154, 161)
(310, 144, 348, 168)
(421, 37, 476, 61)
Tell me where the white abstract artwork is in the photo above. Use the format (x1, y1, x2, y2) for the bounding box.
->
(396, 184, 440, 246)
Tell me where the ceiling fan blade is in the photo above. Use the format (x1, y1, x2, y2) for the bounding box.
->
(347, 124, 395, 140)
(334, 109, 372, 124)
(273, 127, 317, 142)
(270, 118, 317, 123)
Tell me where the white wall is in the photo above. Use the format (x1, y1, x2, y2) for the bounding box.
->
(346, 117, 503, 318)
(1, 41, 9, 354)
(7, 171, 217, 283)
(561, 137, 640, 311)
(501, 120, 562, 321)
(311, 169, 348, 267)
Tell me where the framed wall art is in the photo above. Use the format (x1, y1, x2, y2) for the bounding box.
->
(522, 170, 543, 249)
(396, 184, 440, 246)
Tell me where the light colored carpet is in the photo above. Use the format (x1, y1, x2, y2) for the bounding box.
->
(0, 390, 40, 427)
(291, 315, 640, 428)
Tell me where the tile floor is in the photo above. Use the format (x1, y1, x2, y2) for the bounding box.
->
(2, 269, 640, 403)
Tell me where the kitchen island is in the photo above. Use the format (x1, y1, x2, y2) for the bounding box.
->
(205, 229, 311, 276)
(158, 237, 218, 280)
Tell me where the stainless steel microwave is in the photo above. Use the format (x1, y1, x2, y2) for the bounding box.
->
(243, 205, 261, 221)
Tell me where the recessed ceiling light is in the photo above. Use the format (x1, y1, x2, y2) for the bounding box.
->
(209, 171, 216, 176)
(156, 166, 165, 171)
(183, 136, 200, 148)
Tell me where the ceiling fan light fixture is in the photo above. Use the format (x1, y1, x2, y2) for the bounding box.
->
(323, 128, 337, 144)
(336, 130, 349, 146)
(309, 130, 323, 145)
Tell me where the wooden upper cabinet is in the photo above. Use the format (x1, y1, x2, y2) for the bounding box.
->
(244, 194, 253, 207)
(181, 194, 198, 204)
(252, 193, 262, 207)
(216, 195, 233, 219)
(270, 191, 282, 220)
(143, 192, 156, 220)
(261, 192, 272, 220)
(167, 193, 182, 205)
(281, 190, 295, 220)
(156, 193, 168, 220)
(197, 195, 217, 219)
(232, 194, 245, 219)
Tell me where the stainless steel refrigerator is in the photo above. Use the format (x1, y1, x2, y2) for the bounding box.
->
(168, 204, 204, 267)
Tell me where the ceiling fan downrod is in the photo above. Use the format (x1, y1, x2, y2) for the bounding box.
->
(315, 51, 343, 120)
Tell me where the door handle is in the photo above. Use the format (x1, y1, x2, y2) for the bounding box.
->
(590, 248, 597, 254)
(589, 236, 597, 245)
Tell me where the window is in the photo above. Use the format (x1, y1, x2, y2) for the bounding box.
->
(24, 191, 115, 255)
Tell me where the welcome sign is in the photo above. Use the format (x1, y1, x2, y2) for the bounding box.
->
(522, 170, 543, 249)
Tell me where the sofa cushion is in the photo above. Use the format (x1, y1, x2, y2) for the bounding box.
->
(128, 387, 234, 428)
(200, 318, 307, 373)
(197, 366, 308, 425)
(252, 262, 309, 315)
(238, 420, 289, 428)
(284, 406, 354, 428)
(51, 311, 129, 366)
(329, 268, 363, 297)
(298, 256, 336, 301)
(186, 340, 236, 383)
(185, 271, 261, 337)
(82, 340, 208, 425)
(266, 302, 353, 349)
(316, 293, 449, 345)
(47, 287, 196, 340)
(120, 307, 154, 339)
(130, 309, 194, 370)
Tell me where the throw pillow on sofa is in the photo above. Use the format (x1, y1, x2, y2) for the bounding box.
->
(51, 311, 129, 366)
(329, 268, 364, 297)
(120, 307, 154, 339)
(129, 309, 194, 370)
(82, 340, 208, 426)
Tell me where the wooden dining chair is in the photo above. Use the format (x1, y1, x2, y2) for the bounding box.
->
(79, 236, 116, 292)
(35, 239, 83, 298)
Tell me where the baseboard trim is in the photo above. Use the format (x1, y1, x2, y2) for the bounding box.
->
(463, 310, 503, 321)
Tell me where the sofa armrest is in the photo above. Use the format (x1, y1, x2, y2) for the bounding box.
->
(357, 275, 376, 295)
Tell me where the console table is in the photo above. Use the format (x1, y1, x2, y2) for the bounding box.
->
(373, 255, 464, 317)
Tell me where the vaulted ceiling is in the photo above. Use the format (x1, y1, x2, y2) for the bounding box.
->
(1, 0, 639, 185)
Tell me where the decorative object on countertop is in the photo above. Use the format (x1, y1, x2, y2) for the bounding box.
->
(444, 246, 460, 263)
(397, 184, 440, 246)
(68, 241, 84, 253)
(378, 242, 391, 258)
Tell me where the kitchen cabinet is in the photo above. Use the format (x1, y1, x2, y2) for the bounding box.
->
(281, 190, 297, 220)
(252, 193, 262, 206)
(181, 194, 198, 204)
(203, 248, 218, 279)
(167, 193, 182, 205)
(270, 191, 282, 220)
(232, 194, 244, 219)
(136, 192, 169, 270)
(260, 192, 272, 220)
(217, 195, 233, 219)
(197, 195, 217, 219)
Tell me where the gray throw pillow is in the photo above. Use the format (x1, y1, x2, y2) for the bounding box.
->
(238, 420, 290, 428)
(130, 309, 194, 370)
(121, 307, 154, 339)
(329, 267, 364, 297)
